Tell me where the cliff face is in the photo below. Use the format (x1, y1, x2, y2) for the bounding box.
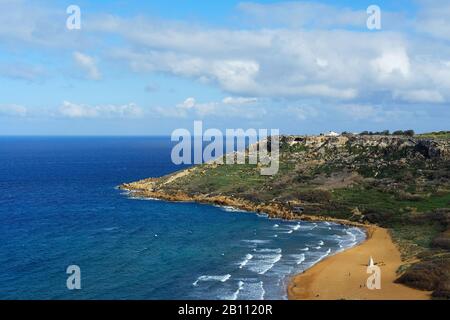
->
(282, 134, 450, 164)
(121, 134, 450, 299)
(122, 134, 450, 211)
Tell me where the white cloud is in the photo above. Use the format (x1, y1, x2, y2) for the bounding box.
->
(73, 52, 101, 80)
(2, 0, 450, 112)
(315, 58, 329, 68)
(371, 49, 410, 78)
(415, 1, 450, 41)
(177, 97, 196, 110)
(155, 96, 264, 119)
(335, 104, 421, 123)
(287, 106, 319, 120)
(0, 63, 45, 81)
(98, 18, 446, 102)
(59, 101, 143, 118)
(0, 0, 83, 48)
(237, 2, 366, 28)
(222, 97, 258, 105)
(211, 60, 260, 92)
(0, 104, 28, 117)
(393, 90, 445, 103)
(335, 104, 378, 120)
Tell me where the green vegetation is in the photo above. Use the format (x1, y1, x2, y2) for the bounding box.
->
(130, 133, 450, 298)
(417, 131, 450, 140)
(333, 186, 450, 216)
(359, 129, 415, 136)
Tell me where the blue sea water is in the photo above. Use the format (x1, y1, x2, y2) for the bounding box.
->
(0, 137, 365, 300)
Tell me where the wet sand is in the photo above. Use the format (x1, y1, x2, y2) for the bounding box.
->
(288, 227, 431, 300)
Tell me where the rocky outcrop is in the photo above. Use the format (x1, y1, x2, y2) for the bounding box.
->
(416, 139, 450, 160)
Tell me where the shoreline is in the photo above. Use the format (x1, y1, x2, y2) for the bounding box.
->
(121, 186, 369, 228)
(288, 226, 431, 300)
(120, 185, 431, 300)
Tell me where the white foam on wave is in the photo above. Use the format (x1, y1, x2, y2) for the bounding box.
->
(257, 213, 269, 218)
(287, 224, 301, 231)
(103, 227, 118, 232)
(299, 224, 318, 231)
(273, 224, 279, 228)
(128, 196, 162, 201)
(238, 254, 253, 269)
(253, 248, 282, 253)
(309, 248, 332, 266)
(193, 274, 231, 286)
(228, 281, 245, 300)
(350, 227, 367, 240)
(215, 205, 247, 213)
(278, 227, 295, 234)
(291, 253, 306, 265)
(246, 253, 282, 275)
(237, 281, 265, 300)
(242, 239, 271, 245)
(318, 240, 324, 246)
(300, 247, 309, 251)
(338, 227, 365, 250)
(345, 230, 357, 242)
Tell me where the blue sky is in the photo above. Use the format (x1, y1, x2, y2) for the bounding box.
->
(0, 0, 449, 135)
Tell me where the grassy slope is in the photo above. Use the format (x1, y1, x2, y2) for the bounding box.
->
(128, 134, 450, 298)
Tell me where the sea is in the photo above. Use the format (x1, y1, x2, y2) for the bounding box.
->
(0, 137, 365, 300)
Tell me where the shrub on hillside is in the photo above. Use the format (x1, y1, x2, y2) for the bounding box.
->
(396, 256, 450, 299)
(432, 229, 450, 250)
(362, 208, 395, 225)
(298, 190, 332, 203)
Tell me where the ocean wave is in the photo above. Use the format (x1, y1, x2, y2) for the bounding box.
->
(127, 195, 161, 201)
(238, 254, 253, 269)
(102, 227, 118, 232)
(236, 281, 265, 300)
(345, 230, 357, 242)
(309, 248, 332, 266)
(228, 281, 245, 300)
(193, 274, 231, 286)
(135, 246, 149, 254)
(300, 247, 309, 251)
(291, 253, 306, 265)
(287, 224, 301, 231)
(246, 254, 282, 275)
(337, 227, 365, 249)
(318, 240, 324, 246)
(253, 248, 282, 253)
(299, 224, 318, 231)
(256, 213, 269, 218)
(242, 239, 271, 245)
(215, 205, 247, 213)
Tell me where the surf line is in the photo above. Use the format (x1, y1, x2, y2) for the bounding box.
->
(178, 304, 213, 318)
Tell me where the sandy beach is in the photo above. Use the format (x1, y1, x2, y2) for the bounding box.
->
(288, 226, 431, 300)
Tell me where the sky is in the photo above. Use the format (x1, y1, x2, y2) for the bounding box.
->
(0, 0, 449, 135)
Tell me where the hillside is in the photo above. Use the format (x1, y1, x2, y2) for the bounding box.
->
(121, 133, 450, 299)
